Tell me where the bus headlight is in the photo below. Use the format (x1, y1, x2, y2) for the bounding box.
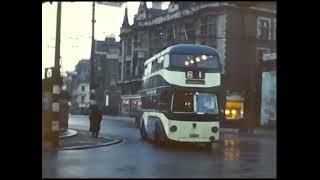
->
(225, 109, 230, 115)
(170, 125, 177, 132)
(202, 55, 207, 60)
(231, 109, 237, 115)
(212, 126, 219, 133)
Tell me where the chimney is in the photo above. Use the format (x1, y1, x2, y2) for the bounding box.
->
(152, 2, 162, 9)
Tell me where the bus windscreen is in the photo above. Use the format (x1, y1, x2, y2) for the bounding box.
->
(172, 91, 219, 114)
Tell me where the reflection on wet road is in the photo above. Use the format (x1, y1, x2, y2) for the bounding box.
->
(42, 115, 276, 178)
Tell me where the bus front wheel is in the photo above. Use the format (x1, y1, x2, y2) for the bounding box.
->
(154, 121, 168, 146)
(140, 120, 148, 141)
(154, 123, 161, 144)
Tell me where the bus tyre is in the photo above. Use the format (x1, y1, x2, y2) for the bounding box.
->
(140, 120, 147, 141)
(154, 122, 161, 145)
(155, 121, 168, 146)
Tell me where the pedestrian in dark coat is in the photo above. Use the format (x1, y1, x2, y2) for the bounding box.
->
(89, 105, 102, 137)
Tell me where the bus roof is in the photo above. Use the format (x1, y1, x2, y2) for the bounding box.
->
(163, 44, 219, 55)
(145, 44, 219, 65)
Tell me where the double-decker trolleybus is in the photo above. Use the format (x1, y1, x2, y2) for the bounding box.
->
(138, 44, 225, 147)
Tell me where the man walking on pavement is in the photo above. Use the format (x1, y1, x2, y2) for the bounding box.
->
(89, 105, 102, 137)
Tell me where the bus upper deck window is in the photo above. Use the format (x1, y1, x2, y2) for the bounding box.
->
(158, 56, 164, 63)
(147, 63, 152, 74)
(163, 54, 169, 68)
(144, 65, 148, 75)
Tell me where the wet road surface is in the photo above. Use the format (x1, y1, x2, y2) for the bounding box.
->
(42, 115, 276, 178)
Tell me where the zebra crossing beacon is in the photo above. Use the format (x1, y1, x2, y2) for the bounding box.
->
(137, 44, 226, 148)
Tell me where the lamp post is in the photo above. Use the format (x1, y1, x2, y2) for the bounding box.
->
(89, 1, 125, 109)
(89, 1, 96, 109)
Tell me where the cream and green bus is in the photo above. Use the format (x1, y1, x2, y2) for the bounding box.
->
(138, 44, 225, 148)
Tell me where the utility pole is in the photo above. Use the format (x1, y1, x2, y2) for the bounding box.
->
(50, 1, 63, 147)
(89, 1, 96, 108)
(54, 2, 61, 69)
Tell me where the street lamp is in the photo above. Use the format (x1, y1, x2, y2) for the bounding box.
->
(89, 1, 96, 109)
(89, 1, 125, 110)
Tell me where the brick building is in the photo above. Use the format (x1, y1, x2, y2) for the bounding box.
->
(117, 2, 276, 129)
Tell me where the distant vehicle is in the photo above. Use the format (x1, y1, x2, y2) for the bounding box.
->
(105, 90, 121, 116)
(137, 44, 225, 148)
(119, 94, 141, 126)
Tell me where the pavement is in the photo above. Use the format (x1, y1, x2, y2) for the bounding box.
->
(43, 128, 123, 151)
(59, 129, 78, 138)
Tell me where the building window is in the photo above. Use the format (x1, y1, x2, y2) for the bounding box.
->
(125, 61, 131, 78)
(108, 48, 119, 54)
(111, 74, 117, 85)
(82, 85, 85, 91)
(134, 34, 141, 48)
(81, 96, 85, 103)
(185, 22, 195, 41)
(159, 31, 164, 48)
(98, 66, 102, 72)
(260, 20, 269, 40)
(200, 16, 216, 45)
(126, 39, 132, 55)
(138, 51, 145, 58)
(273, 18, 276, 40)
(118, 62, 122, 80)
(257, 17, 271, 40)
(153, 30, 160, 49)
(138, 59, 144, 77)
(132, 54, 138, 76)
(164, 25, 173, 42)
(200, 17, 207, 37)
(207, 16, 216, 38)
(257, 47, 271, 62)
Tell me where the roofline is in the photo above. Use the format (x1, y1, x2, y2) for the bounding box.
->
(137, 3, 275, 27)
